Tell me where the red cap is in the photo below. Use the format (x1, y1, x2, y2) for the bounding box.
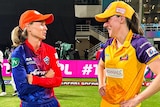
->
(19, 10, 54, 30)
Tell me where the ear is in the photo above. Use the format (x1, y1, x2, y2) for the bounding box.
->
(120, 16, 126, 24)
(25, 23, 31, 32)
(25, 23, 29, 28)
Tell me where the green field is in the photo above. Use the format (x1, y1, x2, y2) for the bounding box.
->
(0, 78, 160, 107)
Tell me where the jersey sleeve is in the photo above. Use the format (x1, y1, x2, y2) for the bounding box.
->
(11, 46, 41, 98)
(32, 47, 62, 88)
(101, 38, 113, 61)
(132, 37, 159, 63)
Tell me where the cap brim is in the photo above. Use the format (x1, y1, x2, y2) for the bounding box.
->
(95, 13, 109, 22)
(36, 14, 54, 24)
(95, 10, 115, 22)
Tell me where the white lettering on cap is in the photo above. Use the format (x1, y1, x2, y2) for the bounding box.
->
(116, 8, 126, 14)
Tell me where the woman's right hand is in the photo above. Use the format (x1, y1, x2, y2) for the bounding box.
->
(99, 85, 106, 96)
(27, 74, 33, 84)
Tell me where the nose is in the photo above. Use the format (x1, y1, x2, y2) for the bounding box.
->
(44, 25, 48, 30)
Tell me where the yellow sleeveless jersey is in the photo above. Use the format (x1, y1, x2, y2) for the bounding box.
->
(100, 30, 159, 107)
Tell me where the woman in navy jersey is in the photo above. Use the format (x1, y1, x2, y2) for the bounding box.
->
(11, 10, 62, 107)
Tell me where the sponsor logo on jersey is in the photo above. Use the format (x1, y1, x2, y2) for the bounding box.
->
(30, 69, 46, 76)
(11, 57, 20, 68)
(105, 54, 110, 60)
(26, 57, 36, 65)
(146, 47, 158, 57)
(105, 68, 124, 78)
(26, 57, 32, 61)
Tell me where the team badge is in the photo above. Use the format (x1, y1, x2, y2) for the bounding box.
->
(120, 54, 128, 61)
(43, 56, 49, 65)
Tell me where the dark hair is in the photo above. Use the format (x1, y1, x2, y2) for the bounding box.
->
(126, 12, 144, 36)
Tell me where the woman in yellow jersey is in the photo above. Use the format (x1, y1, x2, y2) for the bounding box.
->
(95, 1, 160, 107)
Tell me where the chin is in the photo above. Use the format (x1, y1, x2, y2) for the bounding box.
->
(42, 36, 46, 40)
(109, 34, 112, 38)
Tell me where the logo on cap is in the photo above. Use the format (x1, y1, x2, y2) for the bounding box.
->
(116, 8, 126, 14)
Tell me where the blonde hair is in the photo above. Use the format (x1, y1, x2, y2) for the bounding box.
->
(11, 26, 27, 47)
(11, 26, 22, 47)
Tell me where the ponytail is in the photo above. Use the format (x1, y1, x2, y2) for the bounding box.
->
(11, 26, 27, 47)
(126, 13, 144, 36)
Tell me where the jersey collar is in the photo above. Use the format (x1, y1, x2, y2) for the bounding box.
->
(25, 40, 43, 55)
(111, 30, 133, 48)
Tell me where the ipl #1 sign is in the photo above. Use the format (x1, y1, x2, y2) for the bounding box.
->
(2, 59, 99, 78)
(60, 60, 99, 78)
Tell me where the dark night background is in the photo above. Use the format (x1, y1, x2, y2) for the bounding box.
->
(0, 0, 76, 52)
